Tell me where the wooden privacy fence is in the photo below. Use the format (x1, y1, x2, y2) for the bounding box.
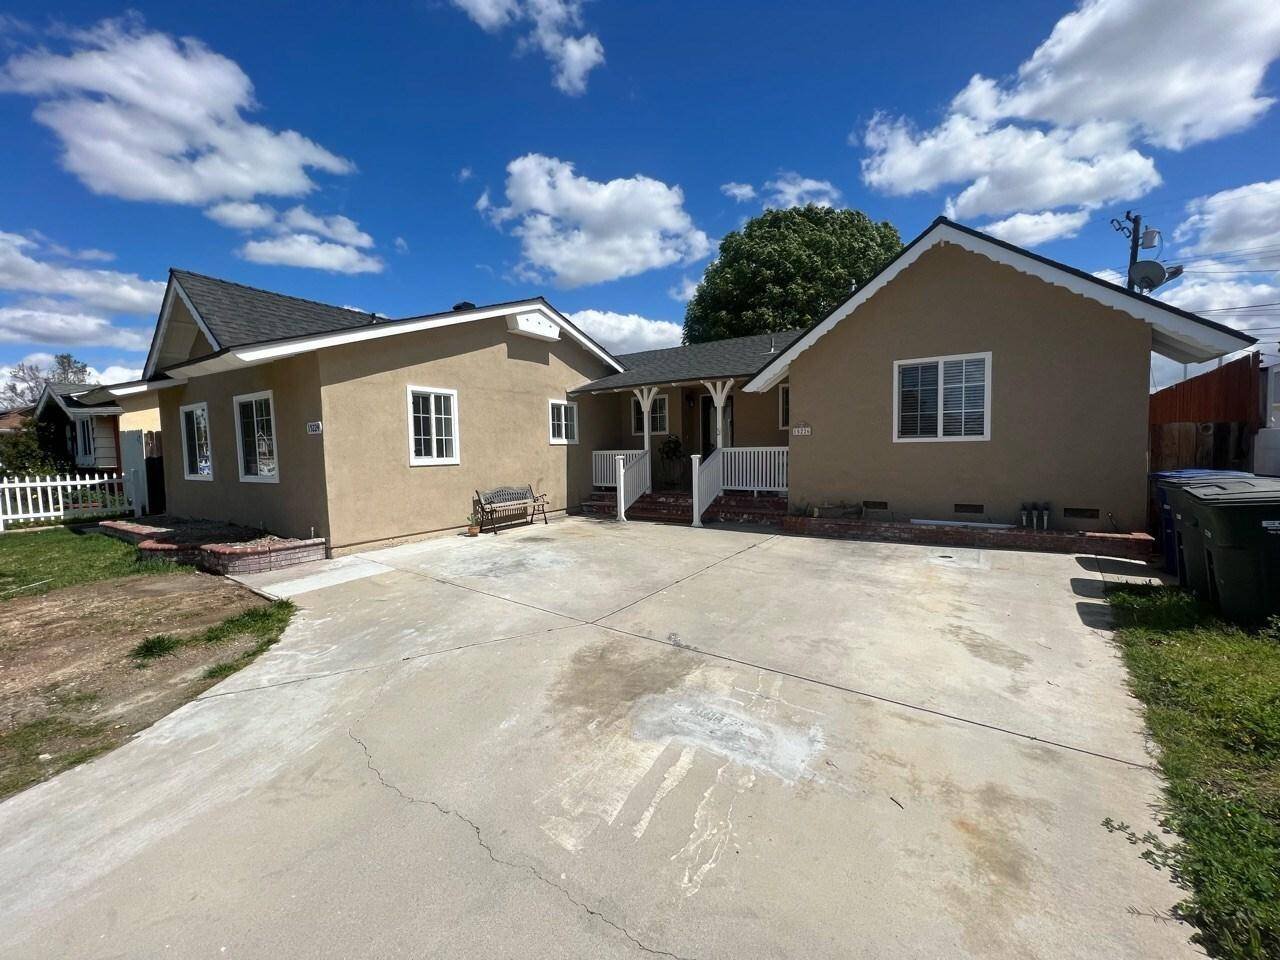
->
(1149, 353, 1263, 473)
(0, 472, 142, 531)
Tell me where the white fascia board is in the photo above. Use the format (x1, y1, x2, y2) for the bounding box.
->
(107, 378, 187, 396)
(168, 301, 624, 377)
(743, 222, 1252, 391)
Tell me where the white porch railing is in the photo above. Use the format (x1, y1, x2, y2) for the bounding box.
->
(616, 450, 651, 522)
(0, 471, 142, 531)
(691, 448, 723, 527)
(721, 446, 788, 494)
(593, 449, 646, 488)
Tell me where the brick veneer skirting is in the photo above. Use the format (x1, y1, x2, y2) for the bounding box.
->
(782, 515, 1156, 561)
(196, 538, 328, 575)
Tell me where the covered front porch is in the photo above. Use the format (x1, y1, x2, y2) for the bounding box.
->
(579, 377, 790, 526)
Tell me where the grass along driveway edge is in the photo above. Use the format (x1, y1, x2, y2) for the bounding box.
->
(1106, 585, 1280, 960)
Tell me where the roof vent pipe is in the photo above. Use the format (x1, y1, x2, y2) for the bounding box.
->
(453, 300, 476, 312)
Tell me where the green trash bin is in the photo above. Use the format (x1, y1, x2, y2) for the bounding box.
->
(1166, 484, 1215, 595)
(1184, 478, 1280, 624)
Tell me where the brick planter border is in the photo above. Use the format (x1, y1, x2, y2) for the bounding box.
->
(782, 515, 1155, 561)
(197, 538, 328, 576)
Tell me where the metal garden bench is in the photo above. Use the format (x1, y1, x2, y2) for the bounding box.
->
(474, 484, 548, 534)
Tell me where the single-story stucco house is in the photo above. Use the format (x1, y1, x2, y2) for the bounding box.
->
(127, 217, 1254, 555)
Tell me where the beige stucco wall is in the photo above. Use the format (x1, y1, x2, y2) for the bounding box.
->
(159, 354, 330, 540)
(117, 393, 161, 433)
(786, 242, 1151, 531)
(317, 316, 613, 551)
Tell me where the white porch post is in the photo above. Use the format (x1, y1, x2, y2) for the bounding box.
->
(615, 454, 627, 522)
(632, 385, 659, 452)
(690, 453, 702, 528)
(701, 379, 734, 450)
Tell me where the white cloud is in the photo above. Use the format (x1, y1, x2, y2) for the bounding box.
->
(0, 302, 150, 349)
(0, 230, 163, 314)
(279, 207, 373, 248)
(720, 182, 756, 203)
(982, 209, 1090, 246)
(485, 153, 710, 287)
(765, 172, 841, 209)
(955, 0, 1280, 151)
(239, 233, 383, 274)
(205, 201, 277, 230)
(450, 0, 604, 95)
(1155, 267, 1280, 321)
(457, 166, 473, 182)
(1174, 179, 1280, 255)
(0, 17, 354, 205)
(394, 236, 409, 254)
(25, 230, 114, 262)
(864, 114, 1158, 219)
(668, 276, 698, 303)
(566, 309, 682, 354)
(860, 0, 1280, 228)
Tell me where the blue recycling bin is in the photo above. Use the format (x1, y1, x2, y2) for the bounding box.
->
(1150, 470, 1252, 580)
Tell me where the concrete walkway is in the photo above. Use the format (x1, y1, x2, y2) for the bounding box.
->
(0, 518, 1193, 959)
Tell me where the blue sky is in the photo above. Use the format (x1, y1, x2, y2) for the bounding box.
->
(1, 0, 1279, 392)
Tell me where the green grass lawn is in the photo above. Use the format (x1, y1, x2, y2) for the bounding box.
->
(0, 526, 175, 600)
(1106, 585, 1280, 960)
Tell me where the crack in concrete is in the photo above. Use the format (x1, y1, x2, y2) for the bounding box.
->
(346, 727, 697, 960)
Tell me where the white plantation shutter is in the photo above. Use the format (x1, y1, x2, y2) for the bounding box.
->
(942, 356, 986, 438)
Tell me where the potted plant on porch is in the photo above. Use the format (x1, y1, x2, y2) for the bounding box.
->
(465, 512, 481, 537)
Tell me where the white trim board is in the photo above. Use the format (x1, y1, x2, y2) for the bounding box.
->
(143, 277, 221, 380)
(743, 220, 1255, 393)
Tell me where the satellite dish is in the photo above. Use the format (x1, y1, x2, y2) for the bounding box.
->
(1129, 260, 1169, 293)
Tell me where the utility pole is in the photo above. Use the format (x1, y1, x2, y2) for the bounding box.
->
(1110, 210, 1143, 292)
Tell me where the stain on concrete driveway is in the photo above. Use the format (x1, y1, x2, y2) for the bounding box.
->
(0, 519, 1191, 959)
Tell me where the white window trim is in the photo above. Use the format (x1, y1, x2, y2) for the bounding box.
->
(548, 399, 579, 446)
(232, 389, 281, 483)
(179, 401, 213, 481)
(778, 383, 790, 430)
(892, 351, 992, 443)
(407, 385, 461, 466)
(74, 417, 94, 465)
(631, 394, 669, 436)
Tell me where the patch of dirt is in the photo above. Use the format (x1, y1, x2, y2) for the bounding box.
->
(0, 573, 269, 799)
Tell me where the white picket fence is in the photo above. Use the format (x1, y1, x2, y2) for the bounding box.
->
(0, 472, 142, 531)
(721, 446, 789, 494)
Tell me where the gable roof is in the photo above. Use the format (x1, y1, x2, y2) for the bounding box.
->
(572, 329, 805, 393)
(145, 272, 624, 380)
(35, 382, 121, 417)
(743, 217, 1258, 392)
(171, 269, 381, 349)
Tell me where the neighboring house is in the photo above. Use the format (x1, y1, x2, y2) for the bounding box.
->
(136, 218, 1254, 554)
(0, 404, 33, 435)
(33, 381, 164, 510)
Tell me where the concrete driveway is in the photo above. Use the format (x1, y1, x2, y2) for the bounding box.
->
(0, 519, 1193, 959)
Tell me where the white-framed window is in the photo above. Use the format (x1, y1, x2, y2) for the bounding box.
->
(549, 399, 578, 445)
(233, 390, 279, 482)
(407, 386, 460, 465)
(778, 383, 790, 429)
(180, 401, 213, 480)
(893, 352, 991, 442)
(76, 418, 94, 462)
(631, 394, 668, 435)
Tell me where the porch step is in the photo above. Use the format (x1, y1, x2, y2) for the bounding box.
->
(579, 491, 787, 527)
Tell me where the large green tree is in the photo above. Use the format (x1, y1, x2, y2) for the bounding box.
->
(682, 205, 902, 343)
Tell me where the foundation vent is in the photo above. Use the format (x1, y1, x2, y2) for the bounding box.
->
(863, 500, 889, 511)
(1063, 507, 1100, 519)
(954, 503, 985, 514)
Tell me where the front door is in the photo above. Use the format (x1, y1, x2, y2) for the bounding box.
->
(699, 395, 733, 456)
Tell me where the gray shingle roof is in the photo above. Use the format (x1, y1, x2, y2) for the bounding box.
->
(172, 269, 378, 350)
(571, 329, 804, 393)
